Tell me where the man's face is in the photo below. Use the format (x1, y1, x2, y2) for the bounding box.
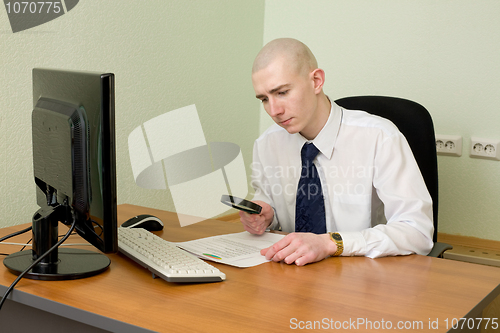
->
(252, 57, 319, 139)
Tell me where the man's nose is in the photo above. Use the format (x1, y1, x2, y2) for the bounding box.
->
(267, 98, 283, 117)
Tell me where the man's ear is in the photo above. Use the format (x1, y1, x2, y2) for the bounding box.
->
(310, 68, 326, 94)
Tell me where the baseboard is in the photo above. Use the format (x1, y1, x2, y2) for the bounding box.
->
(438, 233, 500, 251)
(438, 233, 500, 267)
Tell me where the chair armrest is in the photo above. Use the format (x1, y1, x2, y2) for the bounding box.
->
(427, 242, 453, 258)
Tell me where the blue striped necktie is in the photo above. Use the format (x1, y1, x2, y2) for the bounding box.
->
(295, 143, 326, 234)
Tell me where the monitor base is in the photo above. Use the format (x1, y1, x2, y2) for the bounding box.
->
(3, 248, 110, 281)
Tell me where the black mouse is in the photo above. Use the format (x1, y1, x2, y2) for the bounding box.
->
(121, 214, 164, 231)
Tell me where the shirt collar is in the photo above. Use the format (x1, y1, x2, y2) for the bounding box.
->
(294, 101, 342, 160)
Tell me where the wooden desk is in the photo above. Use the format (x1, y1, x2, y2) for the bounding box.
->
(1, 204, 500, 332)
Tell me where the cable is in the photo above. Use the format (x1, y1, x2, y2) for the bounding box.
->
(0, 230, 80, 255)
(19, 237, 32, 252)
(0, 243, 91, 247)
(0, 226, 33, 256)
(0, 226, 32, 243)
(0, 221, 77, 311)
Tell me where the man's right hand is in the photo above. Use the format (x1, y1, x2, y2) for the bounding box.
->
(239, 200, 274, 235)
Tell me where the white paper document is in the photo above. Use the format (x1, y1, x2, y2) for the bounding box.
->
(175, 231, 285, 268)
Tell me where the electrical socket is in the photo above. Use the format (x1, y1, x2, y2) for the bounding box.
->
(470, 137, 500, 160)
(435, 135, 462, 157)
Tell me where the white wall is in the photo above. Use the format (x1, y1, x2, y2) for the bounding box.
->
(262, 0, 500, 240)
(0, 1, 264, 228)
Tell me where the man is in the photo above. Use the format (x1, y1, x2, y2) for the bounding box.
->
(240, 38, 434, 266)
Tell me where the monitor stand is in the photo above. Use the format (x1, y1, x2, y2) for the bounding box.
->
(3, 205, 110, 281)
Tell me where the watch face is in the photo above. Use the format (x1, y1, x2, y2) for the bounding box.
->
(332, 233, 342, 241)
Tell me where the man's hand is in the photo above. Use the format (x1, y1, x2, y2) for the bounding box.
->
(261, 233, 337, 266)
(239, 200, 274, 235)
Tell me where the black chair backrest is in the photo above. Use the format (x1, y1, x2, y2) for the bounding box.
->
(335, 96, 438, 242)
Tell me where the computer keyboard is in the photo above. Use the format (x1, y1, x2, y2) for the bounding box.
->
(118, 228, 226, 283)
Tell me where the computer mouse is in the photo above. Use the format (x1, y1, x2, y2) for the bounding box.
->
(121, 214, 164, 231)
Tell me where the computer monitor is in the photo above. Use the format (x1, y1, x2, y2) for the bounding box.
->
(3, 68, 117, 280)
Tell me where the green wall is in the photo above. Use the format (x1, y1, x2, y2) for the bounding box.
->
(0, 1, 264, 228)
(262, 0, 500, 241)
(2, 0, 499, 242)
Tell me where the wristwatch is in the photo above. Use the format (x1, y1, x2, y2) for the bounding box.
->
(329, 232, 344, 256)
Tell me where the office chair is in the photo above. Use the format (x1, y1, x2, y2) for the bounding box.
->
(334, 96, 452, 258)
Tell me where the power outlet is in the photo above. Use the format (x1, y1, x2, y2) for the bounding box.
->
(470, 137, 500, 160)
(435, 135, 462, 157)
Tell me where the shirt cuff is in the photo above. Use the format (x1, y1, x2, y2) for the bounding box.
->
(337, 231, 367, 257)
(267, 207, 279, 231)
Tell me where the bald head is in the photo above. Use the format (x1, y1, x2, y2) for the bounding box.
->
(252, 38, 318, 76)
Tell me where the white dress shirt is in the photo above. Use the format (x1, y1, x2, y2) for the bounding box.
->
(251, 102, 434, 258)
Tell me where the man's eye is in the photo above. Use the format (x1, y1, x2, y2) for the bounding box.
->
(278, 90, 288, 96)
(260, 98, 268, 103)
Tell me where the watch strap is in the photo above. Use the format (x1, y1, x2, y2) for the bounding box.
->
(329, 232, 344, 256)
